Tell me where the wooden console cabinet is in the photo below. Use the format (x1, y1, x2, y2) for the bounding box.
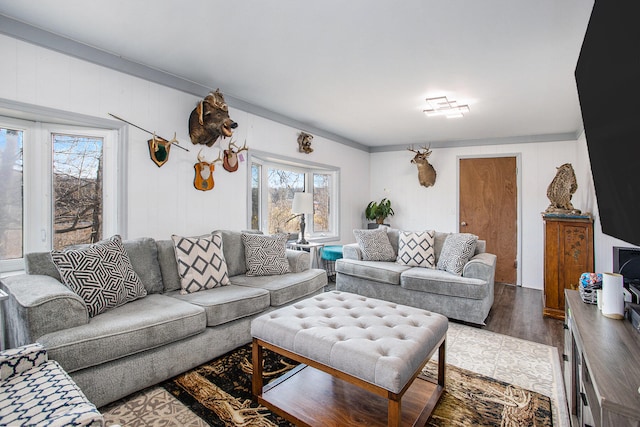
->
(543, 215, 594, 319)
(564, 290, 640, 427)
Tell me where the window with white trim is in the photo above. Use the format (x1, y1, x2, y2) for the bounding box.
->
(0, 116, 121, 273)
(250, 153, 339, 241)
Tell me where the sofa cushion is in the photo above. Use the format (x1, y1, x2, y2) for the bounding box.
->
(172, 234, 230, 294)
(242, 233, 290, 276)
(122, 237, 164, 294)
(167, 285, 270, 326)
(377, 225, 400, 256)
(51, 235, 147, 317)
(156, 239, 181, 292)
(436, 233, 478, 276)
(335, 258, 410, 285)
(353, 228, 396, 261)
(31, 237, 163, 295)
(213, 230, 262, 277)
(400, 268, 488, 299)
(230, 269, 327, 306)
(396, 230, 436, 268)
(37, 294, 206, 373)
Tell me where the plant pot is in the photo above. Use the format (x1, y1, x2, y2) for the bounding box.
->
(368, 223, 390, 229)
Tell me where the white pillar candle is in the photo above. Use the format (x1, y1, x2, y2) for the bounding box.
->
(601, 272, 625, 319)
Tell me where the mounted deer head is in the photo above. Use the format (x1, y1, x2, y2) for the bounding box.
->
(223, 139, 249, 172)
(194, 149, 223, 191)
(408, 145, 437, 187)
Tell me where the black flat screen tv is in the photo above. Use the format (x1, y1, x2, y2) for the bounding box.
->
(575, 0, 640, 246)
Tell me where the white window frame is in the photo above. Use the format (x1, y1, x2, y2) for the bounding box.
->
(0, 108, 125, 274)
(249, 151, 340, 242)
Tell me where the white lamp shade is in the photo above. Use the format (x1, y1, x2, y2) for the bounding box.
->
(292, 192, 313, 214)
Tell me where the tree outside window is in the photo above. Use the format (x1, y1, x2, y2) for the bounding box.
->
(52, 134, 103, 250)
(250, 155, 338, 240)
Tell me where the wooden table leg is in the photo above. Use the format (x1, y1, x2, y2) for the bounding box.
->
(438, 339, 446, 387)
(252, 338, 264, 399)
(388, 397, 401, 427)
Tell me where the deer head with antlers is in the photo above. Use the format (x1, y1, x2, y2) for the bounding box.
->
(194, 149, 224, 191)
(408, 145, 437, 187)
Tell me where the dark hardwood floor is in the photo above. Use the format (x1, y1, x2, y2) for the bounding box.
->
(471, 282, 565, 360)
(328, 281, 566, 363)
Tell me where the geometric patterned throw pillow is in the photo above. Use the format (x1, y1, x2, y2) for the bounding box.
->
(242, 233, 290, 276)
(51, 235, 147, 317)
(171, 234, 230, 295)
(353, 228, 396, 261)
(436, 233, 478, 276)
(396, 230, 436, 268)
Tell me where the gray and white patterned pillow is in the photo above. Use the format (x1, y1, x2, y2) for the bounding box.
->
(242, 233, 290, 276)
(436, 233, 478, 276)
(51, 235, 147, 317)
(396, 230, 436, 268)
(353, 228, 396, 261)
(172, 234, 230, 294)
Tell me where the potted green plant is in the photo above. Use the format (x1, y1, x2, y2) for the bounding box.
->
(365, 198, 395, 226)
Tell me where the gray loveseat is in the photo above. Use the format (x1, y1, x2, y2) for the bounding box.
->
(0, 230, 327, 408)
(335, 227, 496, 325)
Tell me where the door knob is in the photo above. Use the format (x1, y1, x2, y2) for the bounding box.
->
(460, 221, 467, 226)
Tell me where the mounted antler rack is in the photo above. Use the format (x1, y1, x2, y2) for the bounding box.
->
(223, 139, 249, 172)
(148, 132, 179, 167)
(108, 113, 189, 167)
(194, 149, 224, 191)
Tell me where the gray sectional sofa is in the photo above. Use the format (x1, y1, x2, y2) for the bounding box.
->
(0, 230, 327, 408)
(335, 227, 496, 325)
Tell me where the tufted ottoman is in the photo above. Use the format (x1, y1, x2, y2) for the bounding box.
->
(251, 291, 447, 427)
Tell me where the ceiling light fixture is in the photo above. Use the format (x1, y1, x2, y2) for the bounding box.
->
(423, 96, 470, 118)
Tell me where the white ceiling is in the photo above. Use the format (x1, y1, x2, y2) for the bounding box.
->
(0, 0, 594, 150)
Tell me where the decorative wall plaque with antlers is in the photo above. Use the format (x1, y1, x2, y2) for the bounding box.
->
(194, 149, 223, 191)
(223, 140, 249, 172)
(108, 113, 189, 168)
(148, 133, 178, 167)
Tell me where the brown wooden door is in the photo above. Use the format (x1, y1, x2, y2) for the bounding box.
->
(459, 157, 517, 284)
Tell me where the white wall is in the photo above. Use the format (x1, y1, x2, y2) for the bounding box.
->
(0, 34, 369, 245)
(2, 33, 634, 288)
(370, 139, 594, 290)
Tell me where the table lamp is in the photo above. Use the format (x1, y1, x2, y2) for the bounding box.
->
(291, 192, 313, 244)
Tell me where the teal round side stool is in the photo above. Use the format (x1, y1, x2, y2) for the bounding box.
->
(320, 245, 343, 282)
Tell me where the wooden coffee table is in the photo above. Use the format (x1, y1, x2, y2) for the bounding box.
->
(251, 291, 447, 427)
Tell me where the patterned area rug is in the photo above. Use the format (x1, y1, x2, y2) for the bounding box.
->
(421, 361, 552, 426)
(102, 330, 555, 426)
